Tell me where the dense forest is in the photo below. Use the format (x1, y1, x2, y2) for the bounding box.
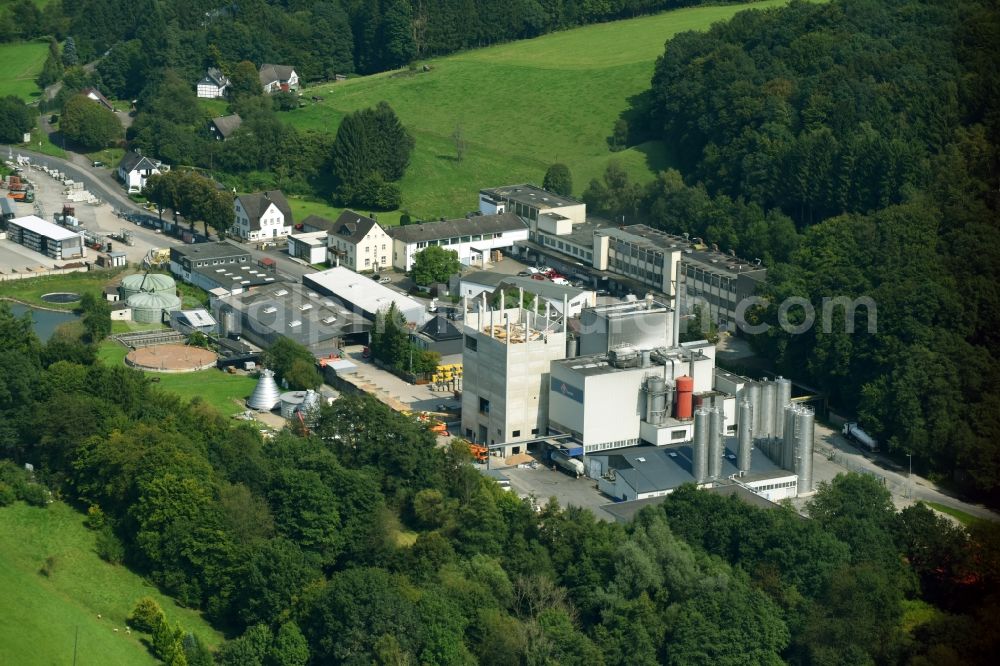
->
(1, 301, 999, 664)
(1, 0, 746, 80)
(609, 0, 1000, 501)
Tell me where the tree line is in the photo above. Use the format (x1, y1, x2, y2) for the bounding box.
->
(618, 0, 1000, 502)
(6, 1, 747, 81)
(2, 298, 999, 664)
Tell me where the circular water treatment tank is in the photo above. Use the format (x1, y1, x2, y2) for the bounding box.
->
(127, 291, 182, 323)
(279, 391, 308, 419)
(40, 292, 81, 303)
(121, 273, 177, 300)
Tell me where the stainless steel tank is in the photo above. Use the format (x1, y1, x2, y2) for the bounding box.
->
(693, 407, 710, 484)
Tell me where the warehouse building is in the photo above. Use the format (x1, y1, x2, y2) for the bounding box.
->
(287, 231, 328, 265)
(170, 241, 277, 293)
(6, 215, 83, 260)
(304, 266, 429, 325)
(213, 281, 368, 352)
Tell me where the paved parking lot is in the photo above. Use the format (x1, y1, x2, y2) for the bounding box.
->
(492, 456, 617, 521)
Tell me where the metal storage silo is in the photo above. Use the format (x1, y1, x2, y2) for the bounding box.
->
(279, 391, 307, 418)
(748, 381, 762, 437)
(760, 380, 776, 439)
(709, 407, 724, 480)
(675, 375, 694, 420)
(738, 399, 753, 473)
(782, 404, 798, 471)
(796, 406, 815, 494)
(247, 369, 281, 411)
(693, 407, 710, 484)
(774, 376, 792, 438)
(645, 376, 667, 425)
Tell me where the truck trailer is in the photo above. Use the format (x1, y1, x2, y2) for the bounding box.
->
(842, 422, 878, 452)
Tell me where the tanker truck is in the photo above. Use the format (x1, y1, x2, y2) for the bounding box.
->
(842, 422, 879, 452)
(550, 450, 585, 478)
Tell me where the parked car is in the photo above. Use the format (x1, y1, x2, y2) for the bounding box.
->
(552, 277, 570, 286)
(91, 160, 105, 168)
(378, 276, 391, 284)
(517, 271, 533, 277)
(526, 266, 541, 274)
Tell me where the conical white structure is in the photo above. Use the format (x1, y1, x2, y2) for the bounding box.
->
(247, 369, 281, 411)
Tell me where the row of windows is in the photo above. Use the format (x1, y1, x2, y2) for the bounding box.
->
(584, 438, 639, 453)
(609, 258, 660, 284)
(611, 242, 665, 267)
(195, 256, 247, 268)
(753, 480, 797, 491)
(684, 265, 734, 291)
(364, 244, 387, 253)
(415, 233, 503, 249)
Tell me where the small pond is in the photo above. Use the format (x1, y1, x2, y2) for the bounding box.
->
(7, 303, 81, 341)
(40, 292, 82, 304)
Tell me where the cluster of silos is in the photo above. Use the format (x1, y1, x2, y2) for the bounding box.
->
(692, 405, 728, 484)
(746, 376, 792, 441)
(781, 404, 815, 493)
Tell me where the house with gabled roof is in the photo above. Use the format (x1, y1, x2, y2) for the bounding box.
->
(82, 87, 114, 111)
(208, 114, 242, 141)
(197, 68, 231, 99)
(325, 210, 392, 273)
(233, 190, 294, 242)
(259, 64, 299, 93)
(116, 151, 167, 193)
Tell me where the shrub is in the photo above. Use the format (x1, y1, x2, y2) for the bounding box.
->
(96, 525, 125, 564)
(129, 596, 167, 633)
(85, 504, 107, 530)
(0, 482, 15, 506)
(19, 483, 49, 507)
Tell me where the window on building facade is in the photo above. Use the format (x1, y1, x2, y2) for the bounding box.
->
(479, 397, 490, 414)
(365, 258, 370, 267)
(512, 430, 520, 437)
(465, 335, 478, 351)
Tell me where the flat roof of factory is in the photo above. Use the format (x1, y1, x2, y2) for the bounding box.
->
(591, 441, 787, 496)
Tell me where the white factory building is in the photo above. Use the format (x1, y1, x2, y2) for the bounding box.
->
(303, 266, 429, 325)
(461, 291, 815, 501)
(460, 298, 567, 449)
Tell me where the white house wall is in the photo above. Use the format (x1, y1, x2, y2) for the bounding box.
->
(396, 228, 529, 272)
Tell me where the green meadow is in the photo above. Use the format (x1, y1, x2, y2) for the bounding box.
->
(0, 40, 49, 99)
(0, 502, 222, 666)
(284, 0, 791, 220)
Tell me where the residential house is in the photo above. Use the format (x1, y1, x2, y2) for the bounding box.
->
(208, 114, 242, 141)
(325, 210, 392, 272)
(82, 87, 113, 111)
(117, 151, 166, 193)
(232, 190, 294, 242)
(196, 68, 231, 99)
(259, 64, 299, 93)
(386, 212, 527, 272)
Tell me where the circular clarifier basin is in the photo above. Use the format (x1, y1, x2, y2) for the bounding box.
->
(40, 292, 82, 304)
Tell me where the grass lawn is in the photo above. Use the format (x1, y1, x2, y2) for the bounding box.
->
(99, 340, 256, 416)
(0, 502, 222, 666)
(924, 501, 984, 528)
(0, 40, 48, 99)
(284, 0, 790, 220)
(152, 369, 257, 416)
(0, 270, 124, 310)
